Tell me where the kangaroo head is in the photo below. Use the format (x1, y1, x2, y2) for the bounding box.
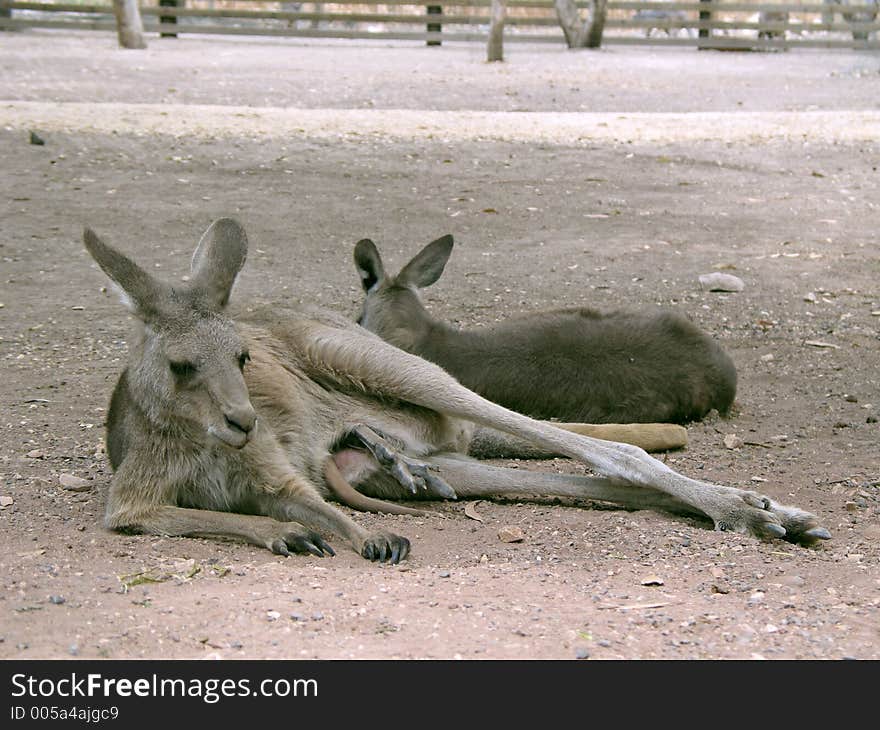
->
(84, 218, 257, 449)
(353, 235, 453, 343)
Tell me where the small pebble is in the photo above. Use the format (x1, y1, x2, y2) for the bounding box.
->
(574, 647, 590, 659)
(438, 570, 451, 578)
(0, 496, 13, 508)
(266, 610, 280, 621)
(289, 612, 304, 622)
(699, 272, 745, 292)
(68, 644, 79, 656)
(311, 612, 324, 621)
(29, 131, 45, 146)
(59, 474, 91, 492)
(723, 434, 743, 450)
(498, 526, 525, 543)
(760, 353, 774, 362)
(803, 292, 818, 303)
(49, 595, 66, 605)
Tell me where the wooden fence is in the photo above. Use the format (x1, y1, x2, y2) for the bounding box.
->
(1, 1, 878, 49)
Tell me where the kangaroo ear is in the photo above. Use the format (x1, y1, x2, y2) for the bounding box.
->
(83, 227, 166, 320)
(397, 234, 453, 289)
(353, 238, 385, 293)
(190, 218, 248, 309)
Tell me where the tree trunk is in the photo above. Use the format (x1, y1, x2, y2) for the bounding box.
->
(554, 0, 606, 48)
(487, 0, 506, 62)
(113, 0, 147, 49)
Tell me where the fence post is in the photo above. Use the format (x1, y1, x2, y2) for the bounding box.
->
(112, 0, 147, 48)
(554, 0, 606, 48)
(427, 5, 442, 46)
(487, 0, 506, 61)
(698, 0, 712, 49)
(160, 0, 179, 38)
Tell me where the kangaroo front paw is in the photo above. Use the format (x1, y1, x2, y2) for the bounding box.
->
(361, 531, 411, 564)
(389, 455, 457, 499)
(352, 424, 457, 499)
(269, 524, 336, 558)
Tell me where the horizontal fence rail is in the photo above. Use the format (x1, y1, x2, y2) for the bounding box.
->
(1, 1, 878, 49)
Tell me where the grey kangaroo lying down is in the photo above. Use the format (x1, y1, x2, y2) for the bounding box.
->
(84, 218, 828, 565)
(354, 235, 737, 426)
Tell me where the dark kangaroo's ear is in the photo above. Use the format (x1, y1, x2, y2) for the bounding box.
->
(353, 238, 385, 293)
(396, 234, 454, 289)
(190, 218, 248, 309)
(83, 227, 168, 321)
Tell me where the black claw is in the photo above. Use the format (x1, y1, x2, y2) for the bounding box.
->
(426, 474, 457, 499)
(762, 497, 771, 510)
(390, 543, 401, 564)
(804, 527, 832, 541)
(362, 543, 375, 561)
(377, 540, 388, 562)
(389, 462, 416, 494)
(304, 541, 324, 558)
(371, 441, 395, 463)
(271, 538, 290, 556)
(317, 537, 336, 556)
(763, 523, 787, 538)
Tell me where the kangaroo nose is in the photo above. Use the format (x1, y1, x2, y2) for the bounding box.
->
(224, 405, 256, 435)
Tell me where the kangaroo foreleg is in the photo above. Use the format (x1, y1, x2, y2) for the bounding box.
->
(349, 424, 456, 498)
(324, 454, 427, 517)
(255, 478, 411, 564)
(110, 505, 335, 557)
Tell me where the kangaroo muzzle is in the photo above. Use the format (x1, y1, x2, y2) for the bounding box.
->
(208, 401, 257, 449)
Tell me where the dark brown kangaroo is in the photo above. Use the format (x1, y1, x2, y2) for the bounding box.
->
(354, 235, 737, 425)
(84, 219, 828, 565)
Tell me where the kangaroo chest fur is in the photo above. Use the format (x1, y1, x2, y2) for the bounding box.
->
(239, 314, 473, 488)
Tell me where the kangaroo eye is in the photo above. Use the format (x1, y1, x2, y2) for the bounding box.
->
(170, 360, 197, 379)
(238, 351, 250, 370)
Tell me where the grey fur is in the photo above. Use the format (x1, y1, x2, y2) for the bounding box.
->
(354, 235, 737, 425)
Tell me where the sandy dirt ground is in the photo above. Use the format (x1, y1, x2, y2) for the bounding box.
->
(0, 31, 879, 660)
